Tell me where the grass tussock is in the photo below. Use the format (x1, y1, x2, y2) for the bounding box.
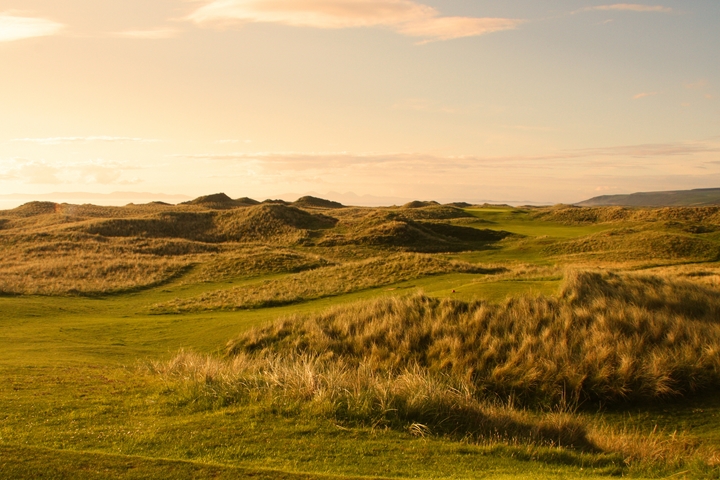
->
(0, 252, 187, 295)
(545, 229, 720, 262)
(588, 422, 720, 472)
(154, 350, 591, 449)
(535, 205, 720, 225)
(153, 253, 501, 312)
(226, 271, 720, 406)
(184, 248, 330, 283)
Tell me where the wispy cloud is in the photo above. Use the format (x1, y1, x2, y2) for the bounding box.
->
(215, 139, 252, 144)
(581, 4, 673, 13)
(0, 158, 141, 185)
(391, 98, 460, 114)
(187, 0, 524, 42)
(684, 79, 708, 90)
(11, 136, 158, 145)
(632, 91, 658, 99)
(169, 140, 720, 172)
(0, 13, 64, 42)
(114, 28, 180, 39)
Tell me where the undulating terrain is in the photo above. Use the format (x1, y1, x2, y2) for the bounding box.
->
(1, 193, 720, 479)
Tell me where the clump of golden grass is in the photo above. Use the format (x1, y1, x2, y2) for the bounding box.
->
(153, 350, 591, 449)
(535, 205, 720, 225)
(546, 229, 720, 262)
(153, 253, 502, 312)
(0, 251, 187, 295)
(226, 271, 720, 406)
(0, 232, 202, 295)
(184, 247, 331, 283)
(588, 422, 719, 472)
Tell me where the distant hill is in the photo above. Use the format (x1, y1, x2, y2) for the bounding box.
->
(576, 188, 720, 207)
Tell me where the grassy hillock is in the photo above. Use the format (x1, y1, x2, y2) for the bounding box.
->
(293, 195, 344, 209)
(224, 271, 720, 406)
(154, 253, 502, 312)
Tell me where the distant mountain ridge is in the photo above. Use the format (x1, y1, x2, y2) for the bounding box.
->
(576, 188, 720, 207)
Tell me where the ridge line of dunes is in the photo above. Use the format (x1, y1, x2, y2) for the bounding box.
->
(153, 253, 504, 312)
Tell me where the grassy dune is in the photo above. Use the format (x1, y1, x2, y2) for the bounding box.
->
(154, 254, 503, 312)
(224, 272, 720, 405)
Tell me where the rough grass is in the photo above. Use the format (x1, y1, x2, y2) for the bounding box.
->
(0, 235, 191, 295)
(225, 271, 720, 406)
(183, 247, 331, 283)
(80, 204, 337, 243)
(153, 254, 503, 312)
(154, 350, 592, 449)
(535, 205, 720, 225)
(546, 229, 720, 262)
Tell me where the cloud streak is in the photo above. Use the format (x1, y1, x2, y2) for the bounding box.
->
(632, 92, 658, 99)
(187, 0, 523, 41)
(169, 140, 720, 173)
(0, 158, 141, 185)
(11, 136, 158, 145)
(581, 4, 673, 13)
(114, 28, 180, 39)
(0, 13, 64, 42)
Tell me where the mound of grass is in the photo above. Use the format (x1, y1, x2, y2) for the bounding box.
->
(395, 205, 473, 220)
(226, 271, 720, 406)
(156, 351, 591, 449)
(536, 205, 720, 225)
(321, 210, 508, 251)
(403, 200, 440, 208)
(78, 204, 338, 244)
(182, 192, 244, 209)
(215, 204, 338, 242)
(292, 196, 344, 209)
(153, 253, 501, 312)
(185, 248, 331, 283)
(0, 251, 188, 295)
(6, 201, 60, 217)
(546, 230, 720, 262)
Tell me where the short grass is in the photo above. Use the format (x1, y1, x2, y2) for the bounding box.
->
(2, 201, 720, 478)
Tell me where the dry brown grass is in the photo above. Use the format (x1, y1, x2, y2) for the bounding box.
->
(153, 253, 502, 312)
(0, 250, 188, 295)
(535, 205, 720, 226)
(226, 271, 720, 406)
(153, 350, 591, 449)
(545, 229, 720, 262)
(183, 247, 331, 283)
(588, 422, 719, 471)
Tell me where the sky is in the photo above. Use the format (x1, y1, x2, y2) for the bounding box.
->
(0, 0, 719, 206)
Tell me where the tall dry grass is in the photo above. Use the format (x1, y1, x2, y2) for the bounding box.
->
(226, 271, 720, 406)
(153, 350, 591, 449)
(182, 247, 331, 283)
(153, 253, 502, 312)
